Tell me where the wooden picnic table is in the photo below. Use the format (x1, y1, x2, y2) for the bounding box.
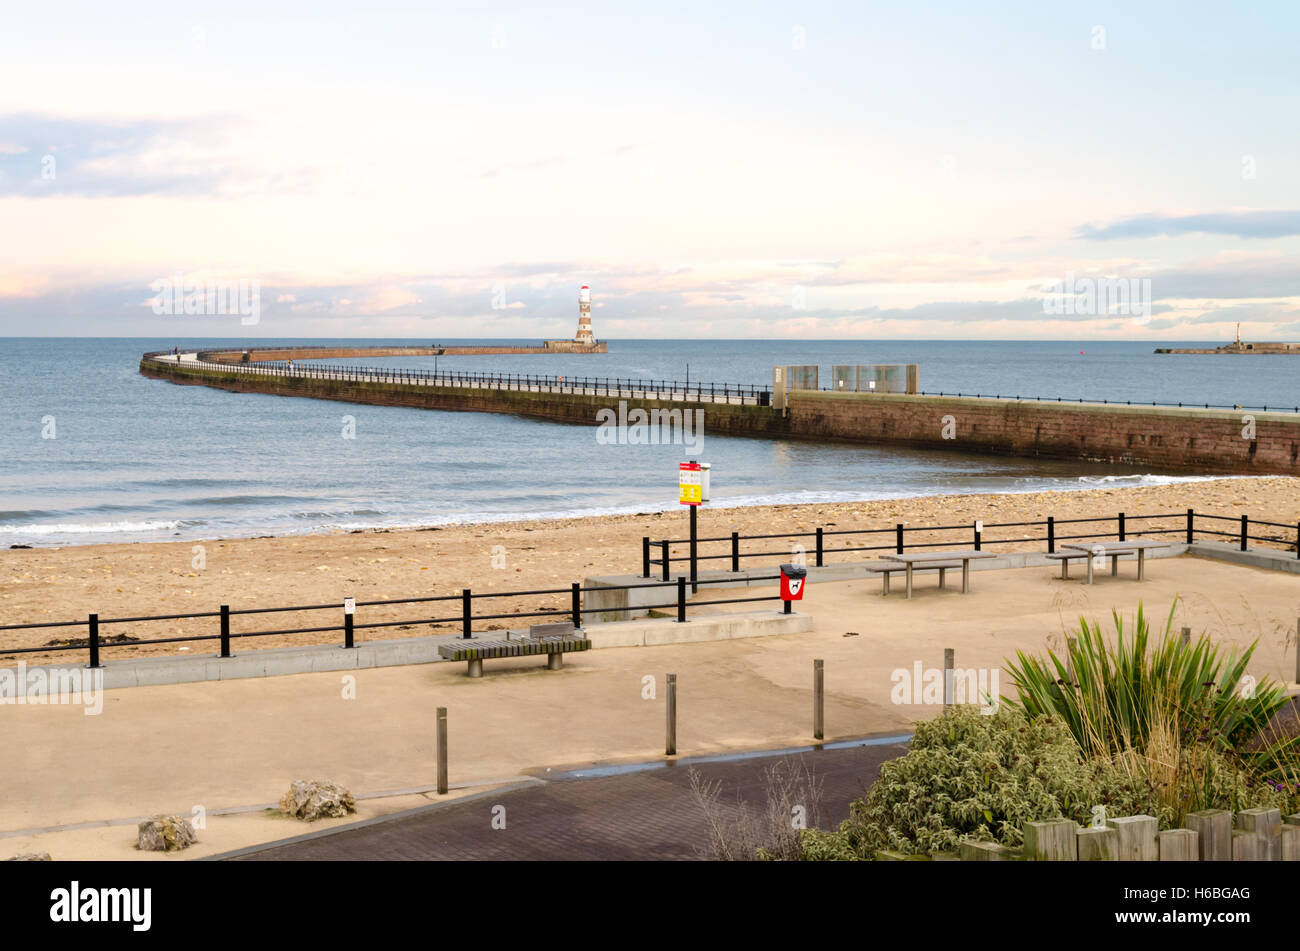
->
(1060, 540, 1170, 584)
(877, 549, 998, 598)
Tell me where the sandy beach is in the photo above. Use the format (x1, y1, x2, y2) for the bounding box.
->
(2, 476, 1297, 665)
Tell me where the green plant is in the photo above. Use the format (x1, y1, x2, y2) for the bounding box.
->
(1004, 602, 1289, 763)
(806, 706, 1119, 856)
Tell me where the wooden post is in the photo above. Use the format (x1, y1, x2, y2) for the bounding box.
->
(1237, 807, 1282, 861)
(1110, 815, 1158, 860)
(1076, 826, 1119, 861)
(813, 659, 824, 741)
(436, 706, 448, 795)
(1232, 830, 1260, 861)
(943, 648, 954, 709)
(1023, 819, 1078, 861)
(1186, 809, 1232, 861)
(666, 673, 677, 756)
(958, 840, 1016, 861)
(1282, 825, 1300, 861)
(1158, 829, 1199, 861)
(1181, 626, 1191, 647)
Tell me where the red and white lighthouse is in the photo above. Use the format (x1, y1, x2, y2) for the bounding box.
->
(575, 285, 594, 345)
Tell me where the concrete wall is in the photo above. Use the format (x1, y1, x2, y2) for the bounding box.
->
(786, 391, 1300, 474)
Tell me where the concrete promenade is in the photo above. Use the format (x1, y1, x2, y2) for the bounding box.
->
(5, 555, 1298, 859)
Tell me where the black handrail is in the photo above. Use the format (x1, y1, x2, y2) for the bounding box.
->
(642, 509, 1300, 576)
(0, 574, 786, 667)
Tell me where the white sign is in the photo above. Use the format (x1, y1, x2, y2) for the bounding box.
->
(343, 598, 355, 615)
(975, 520, 983, 533)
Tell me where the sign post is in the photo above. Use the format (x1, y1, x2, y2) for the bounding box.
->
(680, 461, 702, 592)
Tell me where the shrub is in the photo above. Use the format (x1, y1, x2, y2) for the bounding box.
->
(808, 706, 1108, 856)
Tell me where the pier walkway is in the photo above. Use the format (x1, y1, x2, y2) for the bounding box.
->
(143, 351, 772, 406)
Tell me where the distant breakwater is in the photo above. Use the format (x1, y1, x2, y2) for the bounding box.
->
(140, 353, 1300, 474)
(198, 343, 606, 364)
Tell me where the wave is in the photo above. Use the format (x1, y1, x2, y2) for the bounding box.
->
(0, 519, 188, 536)
(1075, 474, 1251, 486)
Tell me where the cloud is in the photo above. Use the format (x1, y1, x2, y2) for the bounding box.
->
(1076, 210, 1300, 241)
(0, 113, 311, 197)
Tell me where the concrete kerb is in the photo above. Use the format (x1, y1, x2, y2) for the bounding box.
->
(1188, 541, 1300, 574)
(586, 544, 1193, 619)
(20, 610, 813, 691)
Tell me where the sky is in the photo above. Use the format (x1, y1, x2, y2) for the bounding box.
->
(1, 0, 1297, 340)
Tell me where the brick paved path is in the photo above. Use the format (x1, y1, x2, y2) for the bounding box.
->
(231, 737, 909, 860)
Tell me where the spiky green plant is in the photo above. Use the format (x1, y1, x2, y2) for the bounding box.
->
(1003, 601, 1296, 781)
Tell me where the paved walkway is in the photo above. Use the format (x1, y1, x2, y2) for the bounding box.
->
(229, 738, 909, 860)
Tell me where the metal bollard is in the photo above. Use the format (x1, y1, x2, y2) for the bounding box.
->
(436, 707, 448, 794)
(666, 673, 677, 756)
(813, 659, 824, 740)
(943, 648, 954, 708)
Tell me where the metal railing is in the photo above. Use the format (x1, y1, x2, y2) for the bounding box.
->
(810, 385, 1300, 414)
(0, 575, 786, 669)
(641, 509, 1300, 579)
(142, 352, 773, 406)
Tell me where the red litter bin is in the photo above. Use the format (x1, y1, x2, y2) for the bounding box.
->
(779, 563, 807, 612)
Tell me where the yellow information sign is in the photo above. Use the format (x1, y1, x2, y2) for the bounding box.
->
(679, 462, 702, 506)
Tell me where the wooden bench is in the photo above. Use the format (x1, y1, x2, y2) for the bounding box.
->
(1045, 550, 1133, 580)
(865, 560, 963, 595)
(438, 622, 591, 677)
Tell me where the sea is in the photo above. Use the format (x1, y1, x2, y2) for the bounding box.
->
(2, 338, 1294, 547)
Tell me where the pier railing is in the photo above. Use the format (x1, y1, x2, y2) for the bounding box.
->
(0, 575, 786, 670)
(142, 352, 772, 406)
(641, 509, 1300, 579)
(816, 385, 1300, 414)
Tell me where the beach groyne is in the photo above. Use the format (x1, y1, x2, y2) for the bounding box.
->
(140, 354, 1300, 474)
